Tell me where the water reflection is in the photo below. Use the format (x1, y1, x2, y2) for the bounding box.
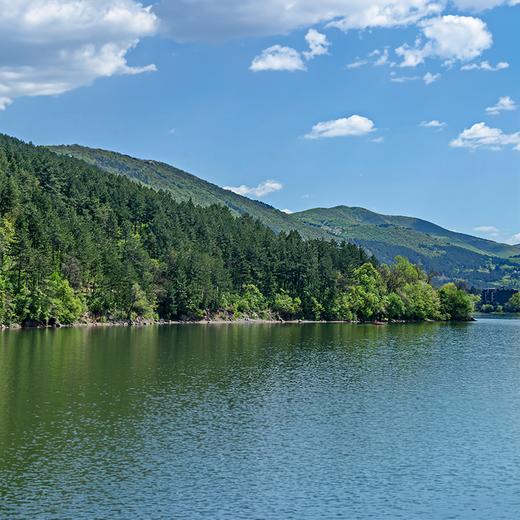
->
(1, 320, 518, 519)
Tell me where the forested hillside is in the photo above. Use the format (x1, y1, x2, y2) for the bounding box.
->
(51, 144, 519, 289)
(294, 206, 520, 289)
(49, 144, 325, 238)
(0, 134, 472, 326)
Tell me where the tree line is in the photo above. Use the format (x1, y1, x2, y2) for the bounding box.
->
(0, 135, 475, 326)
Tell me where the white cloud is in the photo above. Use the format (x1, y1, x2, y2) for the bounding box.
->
(250, 45, 306, 72)
(303, 29, 330, 60)
(371, 136, 385, 143)
(157, 1, 446, 42)
(327, 1, 444, 31)
(396, 15, 493, 67)
(347, 59, 370, 69)
(391, 74, 422, 82)
(0, 0, 157, 108)
(507, 232, 520, 245)
(390, 71, 441, 83)
(420, 119, 447, 128)
(348, 48, 391, 69)
(305, 115, 376, 139)
(224, 180, 283, 197)
(461, 60, 509, 71)
(423, 71, 441, 83)
(252, 29, 330, 72)
(281, 208, 294, 214)
(452, 0, 519, 10)
(485, 96, 517, 116)
(474, 225, 500, 237)
(450, 122, 520, 151)
(374, 48, 390, 66)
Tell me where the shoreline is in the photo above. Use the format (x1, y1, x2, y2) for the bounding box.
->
(0, 316, 476, 331)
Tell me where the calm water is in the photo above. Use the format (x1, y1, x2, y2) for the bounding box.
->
(1, 319, 520, 519)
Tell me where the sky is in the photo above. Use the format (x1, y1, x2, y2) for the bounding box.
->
(0, 1, 519, 244)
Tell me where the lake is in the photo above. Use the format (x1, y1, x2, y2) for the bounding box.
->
(1, 318, 520, 519)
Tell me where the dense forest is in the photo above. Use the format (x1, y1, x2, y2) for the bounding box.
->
(0, 135, 474, 327)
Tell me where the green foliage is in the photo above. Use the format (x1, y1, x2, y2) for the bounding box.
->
(329, 293, 355, 321)
(400, 282, 441, 320)
(385, 293, 406, 319)
(0, 273, 13, 324)
(346, 263, 386, 321)
(46, 272, 86, 324)
(386, 256, 426, 291)
(506, 293, 520, 313)
(309, 296, 324, 321)
(273, 290, 302, 320)
(236, 284, 268, 317)
(438, 283, 476, 321)
(129, 282, 156, 321)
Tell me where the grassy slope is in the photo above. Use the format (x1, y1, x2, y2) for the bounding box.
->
(294, 206, 520, 287)
(49, 145, 327, 239)
(294, 206, 519, 258)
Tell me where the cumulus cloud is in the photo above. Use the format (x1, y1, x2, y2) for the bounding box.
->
(250, 45, 306, 72)
(305, 115, 376, 139)
(450, 122, 520, 151)
(0, 0, 158, 108)
(156, 1, 447, 42)
(396, 15, 492, 67)
(420, 119, 447, 128)
(224, 180, 283, 197)
(303, 29, 330, 60)
(461, 60, 509, 71)
(251, 29, 330, 72)
(281, 208, 294, 214)
(485, 96, 517, 116)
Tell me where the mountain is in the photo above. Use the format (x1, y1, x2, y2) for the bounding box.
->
(48, 145, 326, 239)
(49, 145, 519, 289)
(293, 206, 520, 288)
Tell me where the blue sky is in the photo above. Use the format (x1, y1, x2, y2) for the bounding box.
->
(0, 1, 518, 243)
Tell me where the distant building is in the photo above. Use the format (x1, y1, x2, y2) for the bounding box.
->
(481, 288, 518, 307)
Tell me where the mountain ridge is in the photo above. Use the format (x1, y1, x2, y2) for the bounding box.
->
(49, 144, 327, 239)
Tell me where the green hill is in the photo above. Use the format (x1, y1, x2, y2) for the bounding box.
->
(49, 145, 519, 289)
(294, 206, 520, 288)
(49, 145, 326, 239)
(0, 134, 376, 325)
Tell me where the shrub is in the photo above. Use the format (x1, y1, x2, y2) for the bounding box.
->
(272, 290, 302, 320)
(438, 283, 476, 321)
